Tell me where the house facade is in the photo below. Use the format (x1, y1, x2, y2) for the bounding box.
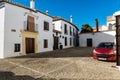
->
(53, 16, 79, 50)
(79, 31, 116, 47)
(0, 0, 53, 58)
(79, 14, 116, 47)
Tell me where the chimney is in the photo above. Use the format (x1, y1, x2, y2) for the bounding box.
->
(30, 0, 35, 9)
(95, 18, 99, 32)
(70, 15, 72, 23)
(46, 10, 49, 15)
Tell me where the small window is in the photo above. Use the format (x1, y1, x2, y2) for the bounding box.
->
(44, 39, 48, 48)
(44, 21, 49, 31)
(14, 44, 20, 52)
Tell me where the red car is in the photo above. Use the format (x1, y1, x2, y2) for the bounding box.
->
(92, 42, 116, 61)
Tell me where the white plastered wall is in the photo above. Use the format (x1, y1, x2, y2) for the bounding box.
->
(79, 31, 116, 47)
(0, 5, 5, 58)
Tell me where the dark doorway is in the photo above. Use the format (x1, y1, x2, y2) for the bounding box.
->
(26, 38, 35, 54)
(87, 38, 93, 47)
(54, 37, 59, 50)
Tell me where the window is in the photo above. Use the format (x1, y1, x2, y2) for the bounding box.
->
(14, 44, 20, 52)
(97, 42, 114, 48)
(64, 24, 67, 34)
(44, 21, 49, 31)
(70, 38, 72, 46)
(53, 24, 55, 30)
(70, 26, 72, 36)
(73, 28, 75, 36)
(27, 16, 35, 32)
(108, 23, 113, 30)
(65, 37, 67, 46)
(44, 39, 48, 48)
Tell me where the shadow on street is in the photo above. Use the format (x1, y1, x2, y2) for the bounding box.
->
(14, 47, 93, 58)
(0, 71, 84, 80)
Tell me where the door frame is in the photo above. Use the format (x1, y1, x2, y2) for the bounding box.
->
(21, 30, 38, 55)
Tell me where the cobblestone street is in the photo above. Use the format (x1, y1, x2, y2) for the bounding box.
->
(0, 47, 120, 80)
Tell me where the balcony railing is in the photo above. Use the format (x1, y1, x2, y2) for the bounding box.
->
(23, 21, 38, 32)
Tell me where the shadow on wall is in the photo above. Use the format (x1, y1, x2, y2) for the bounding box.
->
(0, 71, 84, 80)
(79, 31, 116, 47)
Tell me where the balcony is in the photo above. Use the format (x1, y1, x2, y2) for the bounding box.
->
(23, 21, 38, 32)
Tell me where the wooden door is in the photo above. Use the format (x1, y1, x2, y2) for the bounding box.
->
(116, 15, 120, 66)
(87, 39, 92, 47)
(54, 37, 59, 50)
(26, 38, 35, 54)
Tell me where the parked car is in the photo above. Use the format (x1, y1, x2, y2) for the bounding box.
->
(92, 42, 116, 61)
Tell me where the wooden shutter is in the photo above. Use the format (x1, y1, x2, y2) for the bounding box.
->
(27, 16, 35, 32)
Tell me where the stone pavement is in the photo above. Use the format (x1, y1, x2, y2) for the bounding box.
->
(0, 47, 120, 80)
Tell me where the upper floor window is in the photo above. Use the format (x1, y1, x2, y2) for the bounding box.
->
(44, 21, 49, 31)
(70, 26, 72, 36)
(73, 28, 75, 36)
(64, 24, 67, 34)
(27, 16, 35, 32)
(53, 24, 55, 30)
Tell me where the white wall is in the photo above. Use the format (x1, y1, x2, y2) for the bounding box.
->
(79, 31, 116, 47)
(53, 20, 78, 49)
(37, 13, 53, 52)
(0, 5, 5, 58)
(3, 3, 53, 58)
(53, 21, 62, 31)
(102, 25, 108, 31)
(4, 3, 25, 58)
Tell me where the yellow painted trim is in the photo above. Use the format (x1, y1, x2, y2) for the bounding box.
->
(21, 30, 38, 55)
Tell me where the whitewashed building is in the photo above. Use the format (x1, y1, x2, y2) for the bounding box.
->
(0, 0, 53, 58)
(53, 16, 79, 50)
(79, 14, 117, 47)
(79, 31, 116, 47)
